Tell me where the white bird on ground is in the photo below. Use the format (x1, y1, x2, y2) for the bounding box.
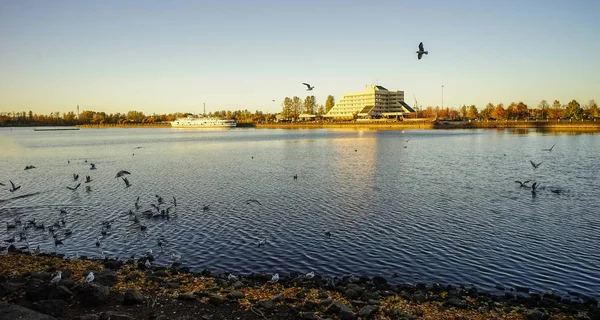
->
(305, 271, 315, 279)
(145, 259, 152, 269)
(271, 273, 279, 283)
(85, 272, 95, 283)
(416, 42, 428, 60)
(50, 271, 62, 284)
(171, 253, 182, 263)
(228, 274, 238, 281)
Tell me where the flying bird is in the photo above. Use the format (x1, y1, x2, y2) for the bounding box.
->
(24, 165, 36, 170)
(67, 183, 81, 191)
(416, 42, 428, 60)
(515, 180, 531, 187)
(542, 143, 556, 151)
(122, 177, 131, 188)
(302, 83, 314, 91)
(246, 199, 262, 205)
(530, 160, 542, 169)
(133, 146, 144, 150)
(73, 173, 79, 181)
(9, 180, 21, 192)
(89, 163, 96, 170)
(85, 176, 92, 183)
(115, 170, 131, 178)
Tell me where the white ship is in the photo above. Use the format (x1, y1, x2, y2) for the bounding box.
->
(170, 115, 237, 128)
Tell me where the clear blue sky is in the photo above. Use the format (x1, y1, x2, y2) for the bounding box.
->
(1, 0, 598, 115)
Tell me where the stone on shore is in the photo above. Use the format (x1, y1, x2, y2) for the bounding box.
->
(0, 301, 57, 320)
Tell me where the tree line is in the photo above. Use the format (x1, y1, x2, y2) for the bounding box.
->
(280, 95, 335, 119)
(415, 99, 598, 120)
(0, 109, 277, 126)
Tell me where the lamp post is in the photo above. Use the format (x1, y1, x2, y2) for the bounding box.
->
(441, 85, 444, 109)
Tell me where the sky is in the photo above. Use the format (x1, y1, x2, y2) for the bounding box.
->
(0, 0, 599, 115)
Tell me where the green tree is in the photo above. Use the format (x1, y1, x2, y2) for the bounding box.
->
(325, 95, 335, 114)
(565, 99, 582, 119)
(126, 110, 145, 122)
(538, 100, 549, 119)
(317, 105, 325, 115)
(480, 103, 494, 120)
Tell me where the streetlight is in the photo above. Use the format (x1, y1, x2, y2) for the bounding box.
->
(441, 85, 444, 109)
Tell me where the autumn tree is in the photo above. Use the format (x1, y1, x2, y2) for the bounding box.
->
(538, 100, 549, 119)
(585, 99, 598, 118)
(281, 97, 292, 118)
(303, 95, 317, 114)
(491, 103, 505, 119)
(291, 96, 302, 119)
(317, 105, 325, 115)
(459, 105, 467, 119)
(466, 105, 478, 119)
(325, 95, 335, 114)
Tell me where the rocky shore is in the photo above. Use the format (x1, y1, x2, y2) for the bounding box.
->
(1, 249, 598, 320)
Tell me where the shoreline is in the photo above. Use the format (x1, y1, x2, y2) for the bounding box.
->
(1, 249, 598, 320)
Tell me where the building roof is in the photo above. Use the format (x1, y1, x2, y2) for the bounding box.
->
(375, 85, 388, 91)
(399, 101, 415, 113)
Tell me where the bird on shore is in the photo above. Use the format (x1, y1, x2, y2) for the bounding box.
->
(271, 273, 279, 283)
(67, 183, 81, 191)
(122, 177, 131, 188)
(228, 274, 238, 281)
(115, 170, 131, 178)
(542, 143, 556, 151)
(302, 83, 314, 91)
(530, 160, 542, 169)
(305, 271, 315, 279)
(515, 180, 531, 188)
(416, 42, 428, 60)
(246, 199, 262, 205)
(145, 259, 152, 269)
(9, 180, 21, 192)
(171, 253, 182, 263)
(85, 272, 94, 283)
(50, 271, 62, 284)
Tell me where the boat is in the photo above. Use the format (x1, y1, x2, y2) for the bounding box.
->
(170, 115, 237, 128)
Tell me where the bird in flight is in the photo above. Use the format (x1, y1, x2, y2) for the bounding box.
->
(246, 199, 262, 205)
(67, 183, 81, 191)
(9, 180, 21, 192)
(302, 83, 314, 91)
(416, 42, 428, 60)
(115, 170, 131, 178)
(542, 143, 556, 151)
(530, 160, 542, 169)
(515, 180, 531, 188)
(122, 177, 131, 188)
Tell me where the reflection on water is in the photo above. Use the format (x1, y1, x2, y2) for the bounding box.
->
(0, 127, 599, 298)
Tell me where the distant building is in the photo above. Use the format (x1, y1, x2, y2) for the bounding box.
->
(324, 85, 415, 120)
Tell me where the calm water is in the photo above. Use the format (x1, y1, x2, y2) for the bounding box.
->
(1, 127, 599, 297)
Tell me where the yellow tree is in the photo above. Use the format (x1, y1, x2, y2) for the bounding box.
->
(491, 103, 505, 119)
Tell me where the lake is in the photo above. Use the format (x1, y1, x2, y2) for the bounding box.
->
(1, 127, 599, 298)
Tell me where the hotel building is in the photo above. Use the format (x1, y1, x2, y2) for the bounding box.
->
(324, 85, 415, 120)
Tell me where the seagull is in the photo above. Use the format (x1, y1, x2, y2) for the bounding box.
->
(531, 182, 540, 196)
(115, 170, 131, 178)
(135, 196, 141, 210)
(416, 42, 428, 60)
(305, 271, 315, 279)
(24, 165, 36, 170)
(293, 174, 298, 180)
(96, 237, 101, 248)
(133, 146, 144, 150)
(85, 186, 91, 192)
(89, 163, 96, 170)
(246, 199, 262, 205)
(171, 253, 182, 262)
(530, 160, 542, 169)
(67, 183, 81, 191)
(85, 176, 92, 183)
(271, 273, 279, 283)
(302, 83, 314, 91)
(122, 177, 131, 188)
(50, 271, 62, 284)
(172, 196, 177, 207)
(73, 173, 79, 181)
(85, 272, 94, 283)
(515, 180, 531, 188)
(145, 259, 152, 269)
(542, 143, 556, 151)
(228, 274, 238, 281)
(9, 180, 21, 192)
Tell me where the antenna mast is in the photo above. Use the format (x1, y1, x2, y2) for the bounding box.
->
(203, 103, 206, 116)
(413, 95, 418, 118)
